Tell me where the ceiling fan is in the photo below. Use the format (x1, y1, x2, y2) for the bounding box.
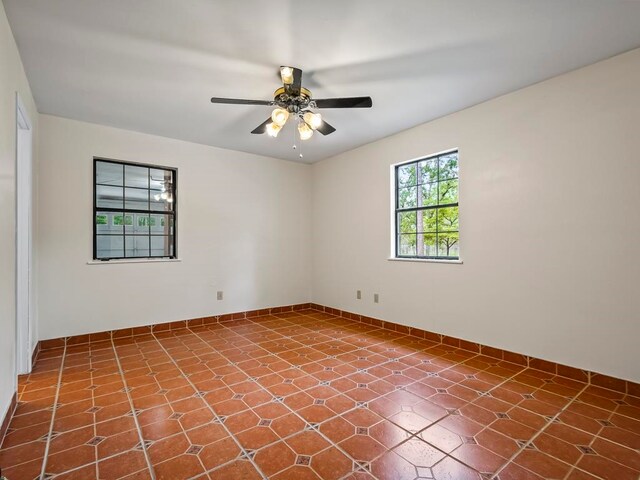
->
(210, 66, 372, 141)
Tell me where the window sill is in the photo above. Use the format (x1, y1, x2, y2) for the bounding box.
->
(87, 258, 181, 265)
(387, 257, 463, 264)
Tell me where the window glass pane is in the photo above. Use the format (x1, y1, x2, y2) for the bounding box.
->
(398, 187, 417, 209)
(125, 236, 150, 258)
(125, 187, 149, 210)
(438, 206, 459, 232)
(150, 235, 173, 257)
(439, 153, 458, 180)
(418, 209, 437, 233)
(96, 235, 124, 259)
(420, 233, 438, 257)
(134, 214, 151, 233)
(438, 179, 458, 205)
(96, 185, 123, 209)
(397, 164, 417, 188)
(96, 161, 123, 186)
(113, 214, 134, 226)
(419, 159, 438, 184)
(124, 165, 149, 189)
(398, 234, 416, 256)
(95, 213, 117, 234)
(151, 214, 174, 235)
(438, 233, 459, 258)
(398, 211, 416, 234)
(420, 183, 438, 207)
(160, 215, 174, 234)
(150, 168, 173, 191)
(150, 191, 174, 212)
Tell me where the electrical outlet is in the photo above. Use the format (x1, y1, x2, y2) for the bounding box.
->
(217, 291, 223, 301)
(374, 293, 379, 303)
(356, 290, 362, 300)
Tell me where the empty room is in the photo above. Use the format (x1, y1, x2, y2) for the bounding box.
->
(1, 1, 639, 479)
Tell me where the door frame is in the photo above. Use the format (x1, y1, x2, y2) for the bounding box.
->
(16, 93, 33, 375)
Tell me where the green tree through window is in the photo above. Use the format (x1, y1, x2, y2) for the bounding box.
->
(395, 151, 459, 259)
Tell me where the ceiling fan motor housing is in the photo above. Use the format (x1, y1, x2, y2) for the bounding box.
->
(274, 86, 313, 115)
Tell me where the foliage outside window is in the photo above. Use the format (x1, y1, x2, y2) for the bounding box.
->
(395, 151, 459, 259)
(94, 158, 177, 260)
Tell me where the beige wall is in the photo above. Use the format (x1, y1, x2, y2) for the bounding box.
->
(0, 0, 38, 421)
(37, 115, 312, 340)
(311, 49, 640, 383)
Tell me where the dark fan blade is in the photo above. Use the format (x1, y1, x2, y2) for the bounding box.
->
(291, 67, 303, 94)
(316, 120, 336, 135)
(314, 97, 372, 109)
(211, 97, 273, 106)
(281, 66, 303, 94)
(251, 118, 272, 134)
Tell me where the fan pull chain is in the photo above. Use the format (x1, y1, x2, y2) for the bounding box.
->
(292, 122, 303, 159)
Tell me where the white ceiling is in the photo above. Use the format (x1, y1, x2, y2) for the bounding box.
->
(5, 0, 640, 163)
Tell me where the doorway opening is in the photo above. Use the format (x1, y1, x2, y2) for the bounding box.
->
(16, 93, 33, 375)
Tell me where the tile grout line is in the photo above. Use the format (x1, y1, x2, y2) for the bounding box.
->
(110, 336, 157, 480)
(148, 331, 270, 480)
(19, 312, 629, 479)
(22, 317, 592, 478)
(182, 325, 373, 480)
(210, 313, 585, 478)
(90, 346, 100, 479)
(489, 381, 591, 480)
(187, 317, 532, 479)
(560, 395, 625, 480)
(38, 341, 68, 480)
(41, 307, 638, 403)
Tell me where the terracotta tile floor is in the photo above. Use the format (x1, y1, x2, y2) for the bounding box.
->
(1, 310, 639, 480)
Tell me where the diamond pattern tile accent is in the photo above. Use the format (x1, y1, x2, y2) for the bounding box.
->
(86, 436, 106, 446)
(135, 440, 154, 450)
(296, 455, 311, 466)
(170, 412, 184, 420)
(258, 419, 272, 427)
(186, 445, 203, 455)
(578, 445, 595, 454)
(240, 449, 256, 460)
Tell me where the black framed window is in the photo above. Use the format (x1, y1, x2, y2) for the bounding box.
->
(395, 150, 459, 259)
(94, 158, 177, 260)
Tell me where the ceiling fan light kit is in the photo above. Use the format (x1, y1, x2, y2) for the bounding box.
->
(210, 66, 372, 143)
